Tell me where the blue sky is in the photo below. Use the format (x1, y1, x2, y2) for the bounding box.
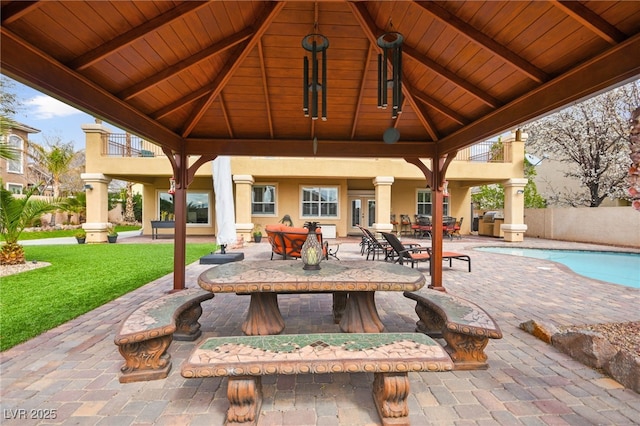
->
(6, 76, 102, 151)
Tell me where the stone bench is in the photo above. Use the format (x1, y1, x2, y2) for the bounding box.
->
(181, 332, 454, 425)
(404, 290, 502, 370)
(115, 288, 214, 383)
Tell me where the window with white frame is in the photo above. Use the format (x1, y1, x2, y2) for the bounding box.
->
(7, 135, 23, 174)
(6, 183, 23, 194)
(417, 189, 449, 216)
(301, 186, 338, 218)
(158, 191, 211, 224)
(252, 185, 276, 215)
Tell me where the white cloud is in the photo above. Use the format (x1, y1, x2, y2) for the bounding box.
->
(26, 95, 82, 119)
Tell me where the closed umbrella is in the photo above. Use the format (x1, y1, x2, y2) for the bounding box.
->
(213, 156, 237, 253)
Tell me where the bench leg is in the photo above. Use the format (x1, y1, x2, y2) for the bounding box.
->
(117, 335, 172, 383)
(174, 301, 204, 341)
(413, 303, 445, 338)
(442, 329, 489, 370)
(372, 372, 410, 426)
(226, 376, 262, 425)
(242, 293, 285, 335)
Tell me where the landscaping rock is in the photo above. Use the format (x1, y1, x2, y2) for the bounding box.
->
(518, 319, 559, 343)
(605, 350, 640, 393)
(551, 330, 618, 369)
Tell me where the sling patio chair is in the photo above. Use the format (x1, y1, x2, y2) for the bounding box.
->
(381, 232, 472, 272)
(357, 225, 395, 261)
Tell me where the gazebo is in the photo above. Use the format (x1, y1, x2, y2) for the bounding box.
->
(2, 1, 639, 290)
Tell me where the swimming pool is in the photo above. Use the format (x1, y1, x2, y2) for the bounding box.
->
(475, 247, 640, 289)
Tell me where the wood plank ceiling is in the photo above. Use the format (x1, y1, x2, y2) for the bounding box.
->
(2, 0, 640, 160)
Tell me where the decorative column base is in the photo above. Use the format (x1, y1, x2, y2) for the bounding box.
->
(502, 224, 528, 242)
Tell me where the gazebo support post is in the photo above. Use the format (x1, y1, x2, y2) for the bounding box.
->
(405, 152, 456, 292)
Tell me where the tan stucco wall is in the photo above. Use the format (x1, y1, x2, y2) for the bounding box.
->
(524, 207, 640, 248)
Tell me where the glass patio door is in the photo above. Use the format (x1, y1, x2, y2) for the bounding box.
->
(348, 195, 375, 235)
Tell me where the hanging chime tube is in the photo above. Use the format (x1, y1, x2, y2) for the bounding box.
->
(397, 44, 402, 114)
(303, 55, 309, 116)
(382, 47, 388, 108)
(311, 40, 318, 120)
(377, 54, 382, 108)
(322, 46, 327, 120)
(393, 46, 399, 111)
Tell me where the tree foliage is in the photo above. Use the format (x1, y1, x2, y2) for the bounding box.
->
(525, 80, 640, 207)
(0, 76, 20, 160)
(29, 138, 77, 197)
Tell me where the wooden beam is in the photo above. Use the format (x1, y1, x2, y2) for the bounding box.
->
(1, 1, 40, 25)
(414, 1, 549, 83)
(184, 138, 436, 159)
(118, 27, 254, 101)
(552, 0, 627, 45)
(0, 27, 183, 152)
(436, 32, 640, 155)
(67, 1, 209, 71)
(351, 44, 375, 139)
(412, 89, 469, 126)
(402, 44, 502, 109)
(257, 39, 275, 139)
(180, 2, 286, 138)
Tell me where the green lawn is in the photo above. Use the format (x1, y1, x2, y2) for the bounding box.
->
(0, 242, 215, 351)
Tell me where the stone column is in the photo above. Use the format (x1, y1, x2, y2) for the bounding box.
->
(233, 174, 254, 242)
(80, 173, 111, 243)
(502, 178, 528, 242)
(372, 176, 394, 235)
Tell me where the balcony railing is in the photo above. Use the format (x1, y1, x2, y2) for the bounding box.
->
(102, 133, 164, 157)
(455, 140, 512, 163)
(102, 133, 511, 163)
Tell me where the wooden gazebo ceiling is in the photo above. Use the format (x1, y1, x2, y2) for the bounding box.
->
(2, 1, 640, 159)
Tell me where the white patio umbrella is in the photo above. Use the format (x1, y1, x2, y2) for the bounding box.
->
(212, 156, 237, 254)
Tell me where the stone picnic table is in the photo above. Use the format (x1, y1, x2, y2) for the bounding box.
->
(197, 260, 426, 335)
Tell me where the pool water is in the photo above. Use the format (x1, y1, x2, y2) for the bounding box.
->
(475, 247, 640, 288)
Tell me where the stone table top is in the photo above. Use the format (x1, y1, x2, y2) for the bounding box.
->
(198, 260, 426, 293)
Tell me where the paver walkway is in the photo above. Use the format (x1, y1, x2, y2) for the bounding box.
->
(1, 235, 638, 425)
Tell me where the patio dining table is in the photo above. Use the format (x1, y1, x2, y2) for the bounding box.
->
(197, 260, 425, 335)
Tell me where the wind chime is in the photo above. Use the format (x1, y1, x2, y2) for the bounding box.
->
(377, 28, 403, 119)
(302, 23, 329, 121)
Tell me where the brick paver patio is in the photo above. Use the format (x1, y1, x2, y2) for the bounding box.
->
(1, 235, 638, 425)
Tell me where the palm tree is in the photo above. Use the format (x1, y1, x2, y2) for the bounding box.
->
(29, 140, 76, 197)
(0, 183, 67, 265)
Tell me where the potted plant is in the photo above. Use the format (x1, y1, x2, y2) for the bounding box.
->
(252, 224, 262, 243)
(107, 225, 118, 243)
(75, 229, 86, 244)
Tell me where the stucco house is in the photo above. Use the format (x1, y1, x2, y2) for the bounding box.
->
(81, 122, 529, 244)
(0, 121, 41, 194)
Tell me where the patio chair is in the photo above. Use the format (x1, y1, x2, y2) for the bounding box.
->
(381, 232, 472, 272)
(416, 215, 432, 239)
(443, 217, 457, 240)
(400, 214, 412, 236)
(358, 226, 394, 261)
(381, 232, 431, 268)
(452, 217, 463, 240)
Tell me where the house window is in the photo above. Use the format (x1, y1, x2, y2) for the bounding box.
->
(252, 185, 276, 215)
(417, 189, 449, 216)
(7, 135, 23, 174)
(6, 183, 23, 194)
(301, 186, 338, 218)
(158, 191, 211, 225)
